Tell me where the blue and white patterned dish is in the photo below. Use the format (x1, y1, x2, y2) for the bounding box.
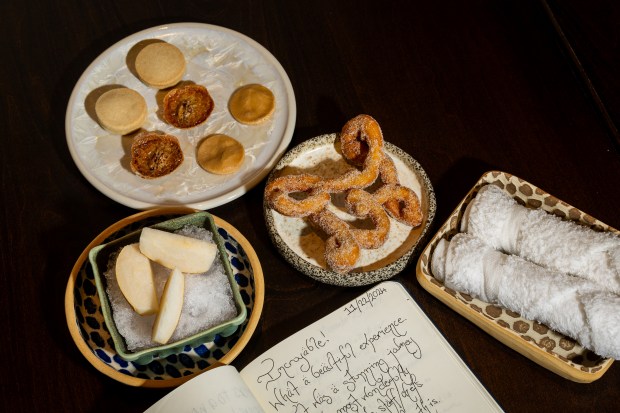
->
(65, 208, 264, 388)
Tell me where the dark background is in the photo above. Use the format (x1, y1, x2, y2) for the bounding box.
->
(1, 0, 619, 411)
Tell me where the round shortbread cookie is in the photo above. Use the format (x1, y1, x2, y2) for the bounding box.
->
(197, 134, 245, 175)
(95, 88, 147, 135)
(228, 84, 275, 125)
(134, 42, 186, 89)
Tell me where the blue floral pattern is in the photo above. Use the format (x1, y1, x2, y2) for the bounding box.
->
(70, 214, 256, 382)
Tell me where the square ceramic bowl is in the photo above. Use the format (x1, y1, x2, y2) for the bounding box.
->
(416, 171, 616, 383)
(89, 211, 247, 364)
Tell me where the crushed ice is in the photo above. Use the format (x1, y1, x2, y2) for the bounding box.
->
(104, 224, 237, 351)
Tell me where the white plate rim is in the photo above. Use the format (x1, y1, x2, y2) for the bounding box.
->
(65, 22, 296, 210)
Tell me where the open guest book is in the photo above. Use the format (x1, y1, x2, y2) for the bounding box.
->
(145, 281, 503, 412)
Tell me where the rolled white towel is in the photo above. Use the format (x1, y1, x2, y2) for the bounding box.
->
(460, 184, 620, 295)
(432, 233, 620, 360)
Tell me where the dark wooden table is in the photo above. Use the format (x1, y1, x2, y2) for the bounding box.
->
(2, 0, 619, 411)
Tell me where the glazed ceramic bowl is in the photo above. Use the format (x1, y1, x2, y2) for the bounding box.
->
(66, 208, 263, 387)
(88, 211, 247, 364)
(264, 133, 436, 287)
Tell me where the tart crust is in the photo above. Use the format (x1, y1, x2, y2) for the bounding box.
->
(163, 84, 214, 129)
(228, 84, 275, 125)
(197, 134, 245, 175)
(130, 132, 184, 179)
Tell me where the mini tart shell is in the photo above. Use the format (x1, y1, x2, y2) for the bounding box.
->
(163, 84, 214, 129)
(228, 84, 275, 125)
(197, 134, 245, 175)
(130, 132, 184, 179)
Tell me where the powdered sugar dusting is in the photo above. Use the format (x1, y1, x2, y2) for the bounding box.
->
(271, 140, 423, 271)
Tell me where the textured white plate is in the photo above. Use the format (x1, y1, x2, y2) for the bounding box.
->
(264, 134, 436, 287)
(66, 23, 296, 209)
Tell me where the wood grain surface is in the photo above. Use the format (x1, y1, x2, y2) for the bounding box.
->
(1, 0, 619, 411)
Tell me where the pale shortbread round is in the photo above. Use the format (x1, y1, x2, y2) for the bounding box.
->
(197, 134, 245, 175)
(95, 88, 147, 135)
(228, 84, 275, 125)
(135, 42, 186, 89)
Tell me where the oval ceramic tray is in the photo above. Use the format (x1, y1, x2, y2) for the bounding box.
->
(65, 23, 296, 209)
(416, 171, 615, 383)
(65, 208, 264, 388)
(264, 133, 436, 287)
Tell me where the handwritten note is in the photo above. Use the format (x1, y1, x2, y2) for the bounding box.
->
(144, 282, 502, 413)
(240, 282, 502, 412)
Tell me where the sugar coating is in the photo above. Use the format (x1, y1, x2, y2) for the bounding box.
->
(104, 225, 237, 351)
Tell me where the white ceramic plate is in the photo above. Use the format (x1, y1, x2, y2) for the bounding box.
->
(264, 134, 436, 287)
(66, 23, 296, 209)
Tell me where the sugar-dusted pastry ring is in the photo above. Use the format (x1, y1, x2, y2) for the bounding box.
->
(265, 174, 330, 218)
(308, 209, 360, 273)
(373, 184, 423, 227)
(339, 114, 384, 166)
(318, 114, 385, 192)
(345, 189, 391, 249)
(376, 155, 402, 219)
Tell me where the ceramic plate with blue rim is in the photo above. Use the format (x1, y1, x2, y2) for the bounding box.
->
(65, 208, 264, 388)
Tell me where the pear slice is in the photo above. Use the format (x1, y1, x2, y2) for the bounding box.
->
(115, 243, 159, 315)
(152, 268, 185, 344)
(139, 227, 217, 273)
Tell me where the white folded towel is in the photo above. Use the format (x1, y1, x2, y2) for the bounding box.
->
(432, 233, 620, 360)
(460, 184, 620, 295)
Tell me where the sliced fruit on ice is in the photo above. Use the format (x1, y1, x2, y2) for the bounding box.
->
(152, 268, 185, 344)
(115, 243, 159, 315)
(139, 227, 217, 273)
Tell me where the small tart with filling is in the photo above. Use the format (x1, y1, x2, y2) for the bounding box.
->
(95, 88, 147, 135)
(228, 84, 275, 125)
(197, 134, 245, 175)
(135, 42, 186, 89)
(130, 132, 184, 179)
(163, 84, 214, 129)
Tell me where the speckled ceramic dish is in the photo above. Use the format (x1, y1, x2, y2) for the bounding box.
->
(88, 212, 247, 364)
(416, 171, 615, 383)
(264, 133, 436, 287)
(65, 208, 264, 388)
